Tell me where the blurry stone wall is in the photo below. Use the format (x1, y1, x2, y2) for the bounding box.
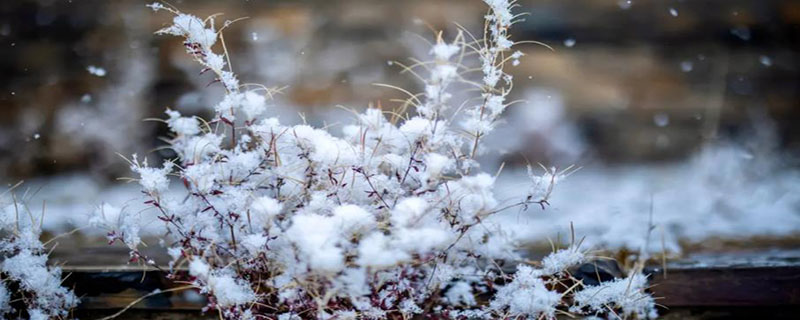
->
(1, 0, 798, 180)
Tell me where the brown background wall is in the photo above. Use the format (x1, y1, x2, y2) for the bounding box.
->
(1, 0, 798, 179)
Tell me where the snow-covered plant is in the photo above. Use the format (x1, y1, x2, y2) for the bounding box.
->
(0, 187, 79, 319)
(571, 273, 658, 319)
(91, 1, 656, 319)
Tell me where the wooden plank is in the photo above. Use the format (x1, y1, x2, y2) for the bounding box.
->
(646, 265, 800, 307)
(645, 249, 800, 307)
(62, 269, 206, 311)
(63, 264, 800, 311)
(72, 309, 215, 320)
(59, 249, 800, 318)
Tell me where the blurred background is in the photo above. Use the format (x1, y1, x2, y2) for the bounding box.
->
(1, 0, 799, 261)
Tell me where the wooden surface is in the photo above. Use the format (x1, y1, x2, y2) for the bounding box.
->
(645, 249, 800, 308)
(648, 266, 800, 307)
(55, 248, 800, 319)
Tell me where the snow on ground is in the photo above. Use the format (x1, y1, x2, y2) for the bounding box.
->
(9, 174, 169, 237)
(493, 144, 800, 254)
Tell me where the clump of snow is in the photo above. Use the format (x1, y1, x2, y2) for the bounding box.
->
(251, 196, 282, 220)
(572, 273, 658, 319)
(206, 273, 256, 308)
(490, 265, 562, 319)
(357, 233, 410, 268)
(130, 154, 174, 194)
(286, 213, 347, 272)
(189, 259, 211, 279)
(430, 41, 460, 60)
(541, 246, 585, 275)
(241, 91, 268, 121)
(166, 109, 200, 136)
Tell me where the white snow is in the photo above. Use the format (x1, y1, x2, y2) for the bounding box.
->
(166, 109, 201, 136)
(87, 65, 107, 77)
(490, 264, 562, 318)
(206, 273, 256, 307)
(572, 273, 658, 319)
(541, 247, 585, 275)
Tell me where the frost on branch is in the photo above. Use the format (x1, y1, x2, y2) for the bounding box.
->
(94, 1, 659, 318)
